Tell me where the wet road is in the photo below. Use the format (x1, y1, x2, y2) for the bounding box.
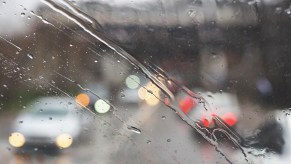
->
(0, 103, 233, 164)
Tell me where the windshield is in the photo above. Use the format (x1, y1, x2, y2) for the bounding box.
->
(1, 0, 291, 163)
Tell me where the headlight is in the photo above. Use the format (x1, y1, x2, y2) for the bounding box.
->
(125, 75, 140, 89)
(55, 133, 73, 149)
(138, 82, 160, 106)
(9, 132, 25, 148)
(94, 99, 111, 114)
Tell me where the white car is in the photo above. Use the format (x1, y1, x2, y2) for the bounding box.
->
(8, 97, 86, 153)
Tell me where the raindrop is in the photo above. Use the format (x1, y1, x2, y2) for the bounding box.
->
(188, 9, 197, 18)
(120, 93, 125, 98)
(3, 84, 7, 88)
(167, 139, 171, 142)
(2, 2, 6, 5)
(27, 16, 31, 20)
(27, 53, 34, 59)
(27, 77, 32, 81)
(49, 117, 52, 120)
(147, 90, 153, 94)
(39, 109, 43, 112)
(94, 59, 98, 63)
(161, 116, 166, 120)
(19, 121, 23, 124)
(207, 94, 213, 98)
(127, 126, 141, 134)
(188, 9, 193, 15)
(69, 44, 73, 47)
(20, 13, 25, 17)
(147, 140, 151, 144)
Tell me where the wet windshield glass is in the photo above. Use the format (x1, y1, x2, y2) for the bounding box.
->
(1, 0, 291, 163)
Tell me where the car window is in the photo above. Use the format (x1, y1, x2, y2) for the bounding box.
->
(1, 0, 291, 163)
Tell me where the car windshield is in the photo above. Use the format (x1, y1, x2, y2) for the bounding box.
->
(1, 0, 291, 163)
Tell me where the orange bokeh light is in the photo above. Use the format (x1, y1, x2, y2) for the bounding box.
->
(76, 93, 90, 107)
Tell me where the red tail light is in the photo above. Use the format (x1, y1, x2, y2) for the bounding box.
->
(179, 97, 197, 114)
(221, 112, 237, 127)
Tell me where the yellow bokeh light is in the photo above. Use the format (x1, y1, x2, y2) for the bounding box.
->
(9, 132, 25, 148)
(138, 82, 160, 106)
(56, 133, 73, 149)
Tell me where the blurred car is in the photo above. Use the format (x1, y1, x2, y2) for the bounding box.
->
(8, 97, 84, 154)
(177, 90, 241, 141)
(181, 90, 240, 127)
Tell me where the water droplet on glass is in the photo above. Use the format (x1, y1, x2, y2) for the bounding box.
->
(161, 116, 166, 120)
(3, 84, 7, 88)
(27, 16, 31, 20)
(69, 44, 73, 47)
(120, 93, 125, 98)
(188, 9, 193, 15)
(39, 109, 43, 112)
(27, 53, 34, 59)
(127, 126, 141, 134)
(94, 59, 98, 63)
(19, 121, 23, 124)
(27, 77, 32, 81)
(2, 2, 6, 5)
(20, 13, 25, 17)
(147, 140, 151, 144)
(167, 139, 171, 142)
(147, 90, 153, 94)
